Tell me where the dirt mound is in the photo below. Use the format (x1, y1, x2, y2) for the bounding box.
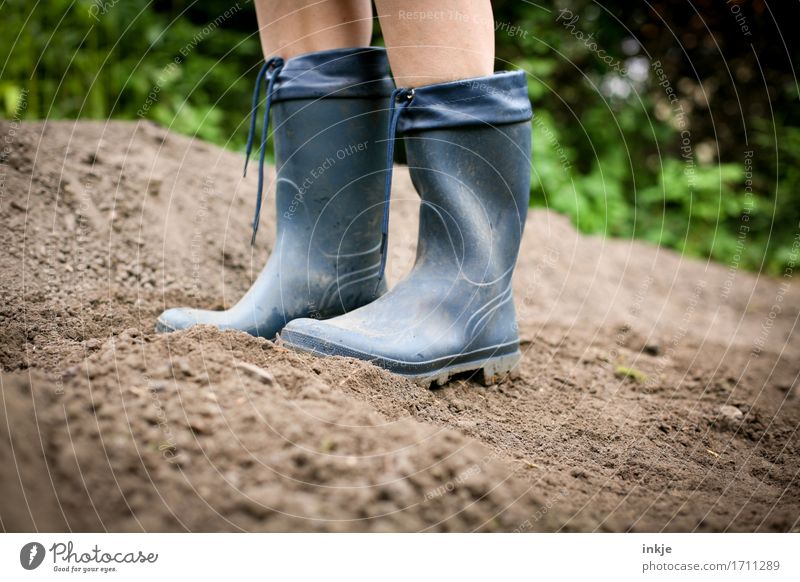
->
(1, 120, 798, 531)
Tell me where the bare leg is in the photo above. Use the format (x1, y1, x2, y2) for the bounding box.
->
(255, 0, 374, 60)
(375, 0, 494, 87)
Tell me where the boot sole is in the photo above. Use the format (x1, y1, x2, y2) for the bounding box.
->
(409, 351, 521, 387)
(154, 318, 177, 333)
(282, 330, 520, 387)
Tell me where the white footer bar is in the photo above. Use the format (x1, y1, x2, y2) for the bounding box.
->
(1, 533, 796, 581)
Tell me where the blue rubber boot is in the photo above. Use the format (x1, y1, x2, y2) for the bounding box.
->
(156, 48, 394, 338)
(282, 72, 533, 385)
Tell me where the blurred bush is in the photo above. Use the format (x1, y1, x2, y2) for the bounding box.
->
(0, 0, 262, 148)
(1, 0, 798, 275)
(494, 0, 799, 276)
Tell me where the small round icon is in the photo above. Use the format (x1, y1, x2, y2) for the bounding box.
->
(20, 542, 46, 570)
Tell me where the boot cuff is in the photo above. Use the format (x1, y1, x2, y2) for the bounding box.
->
(397, 71, 532, 134)
(273, 47, 395, 102)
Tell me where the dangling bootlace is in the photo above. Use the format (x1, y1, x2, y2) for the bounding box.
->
(243, 56, 285, 245)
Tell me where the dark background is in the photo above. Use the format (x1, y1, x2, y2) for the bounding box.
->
(2, 0, 798, 274)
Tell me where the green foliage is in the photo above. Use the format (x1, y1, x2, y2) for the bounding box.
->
(615, 365, 648, 383)
(493, 0, 798, 276)
(0, 0, 261, 148)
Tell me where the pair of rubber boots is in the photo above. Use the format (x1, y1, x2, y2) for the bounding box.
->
(156, 47, 532, 386)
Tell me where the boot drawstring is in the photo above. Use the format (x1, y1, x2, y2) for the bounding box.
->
(375, 87, 414, 293)
(244, 56, 284, 245)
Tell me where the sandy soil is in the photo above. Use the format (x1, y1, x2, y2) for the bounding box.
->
(1, 120, 798, 532)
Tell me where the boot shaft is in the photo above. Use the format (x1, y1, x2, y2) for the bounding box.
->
(266, 47, 394, 264)
(399, 72, 533, 286)
(405, 122, 531, 285)
(272, 98, 389, 258)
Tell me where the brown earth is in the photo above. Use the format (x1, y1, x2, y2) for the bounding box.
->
(1, 120, 798, 532)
